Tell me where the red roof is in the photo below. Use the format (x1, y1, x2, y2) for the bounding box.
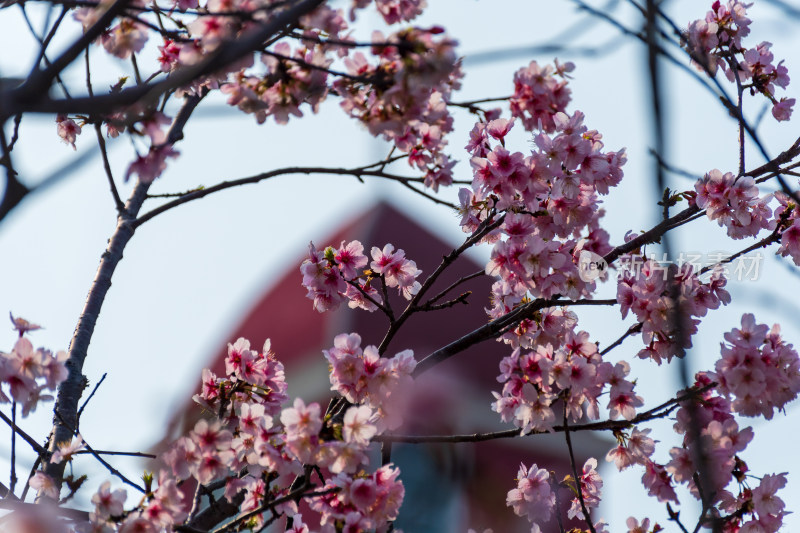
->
(162, 201, 611, 532)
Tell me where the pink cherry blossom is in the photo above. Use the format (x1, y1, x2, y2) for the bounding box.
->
(772, 97, 795, 121)
(29, 471, 59, 500)
(369, 244, 422, 299)
(342, 405, 377, 445)
(51, 435, 85, 464)
(125, 145, 179, 183)
(711, 313, 800, 419)
(506, 462, 555, 530)
(91, 481, 127, 520)
(56, 115, 81, 150)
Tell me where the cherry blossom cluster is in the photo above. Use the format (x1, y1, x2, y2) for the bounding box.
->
(308, 463, 405, 532)
(1, 335, 68, 417)
(667, 376, 748, 501)
(710, 313, 800, 419)
(323, 332, 416, 432)
(194, 337, 290, 415)
(495, 306, 579, 352)
(605, 427, 657, 473)
(23, 334, 405, 532)
(684, 0, 795, 121)
(597, 313, 796, 532)
(464, 107, 626, 220)
(506, 462, 556, 533)
(617, 259, 731, 363)
(506, 460, 607, 533)
(509, 59, 574, 133)
(300, 240, 421, 312)
(460, 86, 625, 321)
(492, 329, 644, 436)
(61, 0, 462, 191)
(73, 2, 149, 59)
(694, 170, 774, 239)
(219, 42, 330, 125)
(27, 464, 188, 532)
(350, 0, 426, 25)
(772, 190, 800, 265)
(663, 373, 789, 532)
(176, 336, 401, 530)
(566, 458, 603, 522)
(335, 27, 462, 190)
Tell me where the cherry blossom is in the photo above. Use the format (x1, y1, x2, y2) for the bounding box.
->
(370, 244, 422, 299)
(29, 471, 59, 500)
(124, 145, 179, 183)
(56, 115, 81, 150)
(711, 313, 800, 419)
(1, 336, 68, 415)
(91, 481, 127, 520)
(567, 458, 603, 520)
(309, 464, 405, 530)
(506, 462, 555, 532)
(510, 60, 573, 133)
(323, 333, 416, 431)
(342, 405, 377, 445)
(50, 435, 86, 464)
(694, 169, 774, 239)
(685, 1, 793, 121)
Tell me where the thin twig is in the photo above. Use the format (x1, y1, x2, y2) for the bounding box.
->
(77, 372, 107, 426)
(423, 269, 485, 306)
(377, 212, 505, 355)
(667, 502, 692, 533)
(74, 449, 156, 458)
(399, 180, 457, 209)
(600, 322, 643, 356)
(343, 276, 392, 318)
(95, 124, 125, 213)
(210, 487, 340, 533)
(0, 408, 47, 455)
(563, 401, 596, 533)
(415, 291, 471, 312)
(10, 403, 17, 495)
(54, 412, 145, 493)
(133, 166, 430, 227)
(698, 228, 782, 276)
(20, 457, 42, 501)
(8, 114, 23, 152)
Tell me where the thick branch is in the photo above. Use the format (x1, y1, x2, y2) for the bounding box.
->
(41, 94, 205, 493)
(3, 0, 326, 117)
(413, 298, 617, 377)
(15, 0, 132, 104)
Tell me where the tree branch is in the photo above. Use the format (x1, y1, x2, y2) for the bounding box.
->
(376, 384, 712, 444)
(3, 0, 326, 117)
(132, 166, 429, 228)
(41, 94, 205, 494)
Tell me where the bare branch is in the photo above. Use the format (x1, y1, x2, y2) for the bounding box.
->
(42, 94, 205, 494)
(0, 409, 47, 456)
(378, 384, 713, 444)
(132, 166, 429, 228)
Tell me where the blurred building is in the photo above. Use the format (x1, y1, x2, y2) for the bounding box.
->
(163, 201, 610, 532)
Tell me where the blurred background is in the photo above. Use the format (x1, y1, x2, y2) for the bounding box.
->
(1, 0, 800, 530)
